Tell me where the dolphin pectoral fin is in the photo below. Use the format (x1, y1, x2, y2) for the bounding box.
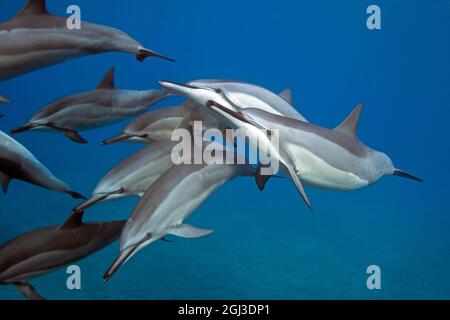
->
(284, 164, 312, 210)
(169, 224, 214, 239)
(393, 169, 423, 182)
(0, 172, 11, 193)
(136, 48, 175, 62)
(102, 133, 131, 145)
(255, 165, 272, 191)
(63, 130, 88, 144)
(14, 282, 45, 300)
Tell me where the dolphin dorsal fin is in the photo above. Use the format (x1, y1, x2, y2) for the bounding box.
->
(96, 67, 116, 90)
(17, 0, 49, 17)
(60, 211, 84, 230)
(335, 104, 363, 137)
(279, 89, 293, 104)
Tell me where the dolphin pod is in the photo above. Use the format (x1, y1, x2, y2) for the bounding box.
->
(0, 0, 423, 300)
(0, 0, 174, 82)
(10, 67, 169, 143)
(0, 130, 85, 199)
(102, 100, 219, 145)
(73, 140, 179, 213)
(158, 80, 422, 209)
(104, 145, 258, 280)
(0, 211, 125, 300)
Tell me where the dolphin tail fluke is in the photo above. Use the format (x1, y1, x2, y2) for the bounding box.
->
(136, 48, 175, 62)
(10, 123, 36, 134)
(102, 133, 131, 145)
(14, 282, 45, 300)
(393, 169, 423, 182)
(67, 191, 87, 200)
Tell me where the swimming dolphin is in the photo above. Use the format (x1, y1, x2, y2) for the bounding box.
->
(102, 100, 218, 145)
(0, 211, 125, 300)
(160, 80, 307, 121)
(0, 130, 85, 199)
(11, 67, 169, 143)
(73, 140, 179, 212)
(103, 149, 257, 280)
(0, 0, 174, 81)
(208, 103, 423, 207)
(157, 81, 313, 207)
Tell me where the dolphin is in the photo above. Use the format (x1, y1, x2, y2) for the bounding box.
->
(103, 148, 258, 280)
(207, 103, 423, 206)
(160, 80, 307, 122)
(0, 130, 85, 199)
(102, 100, 218, 145)
(0, 0, 174, 81)
(73, 140, 179, 212)
(156, 81, 313, 207)
(0, 211, 125, 300)
(11, 67, 169, 143)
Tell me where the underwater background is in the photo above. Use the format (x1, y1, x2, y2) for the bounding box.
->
(0, 0, 449, 300)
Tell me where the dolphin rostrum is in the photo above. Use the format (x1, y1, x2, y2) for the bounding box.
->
(103, 149, 258, 280)
(208, 103, 423, 207)
(73, 140, 179, 212)
(160, 79, 307, 122)
(102, 100, 218, 145)
(0, 130, 85, 199)
(0, 211, 125, 300)
(0, 0, 174, 81)
(11, 67, 169, 143)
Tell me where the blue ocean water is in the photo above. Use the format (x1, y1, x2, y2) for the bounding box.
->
(0, 0, 449, 300)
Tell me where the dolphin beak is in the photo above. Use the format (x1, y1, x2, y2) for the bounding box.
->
(73, 194, 110, 213)
(102, 133, 131, 145)
(103, 233, 152, 282)
(103, 247, 134, 282)
(158, 81, 203, 97)
(393, 169, 423, 182)
(10, 123, 36, 134)
(136, 48, 175, 62)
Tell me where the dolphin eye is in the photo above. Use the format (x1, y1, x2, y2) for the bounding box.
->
(215, 88, 222, 94)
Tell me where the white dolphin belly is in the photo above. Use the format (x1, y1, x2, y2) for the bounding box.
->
(286, 143, 368, 190)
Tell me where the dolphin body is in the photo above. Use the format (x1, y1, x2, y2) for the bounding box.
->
(157, 81, 314, 207)
(103, 100, 218, 145)
(0, 130, 85, 199)
(157, 81, 422, 208)
(208, 103, 423, 207)
(11, 67, 168, 143)
(0, 211, 125, 300)
(0, 0, 174, 82)
(74, 140, 179, 212)
(103, 150, 257, 280)
(161, 79, 307, 122)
